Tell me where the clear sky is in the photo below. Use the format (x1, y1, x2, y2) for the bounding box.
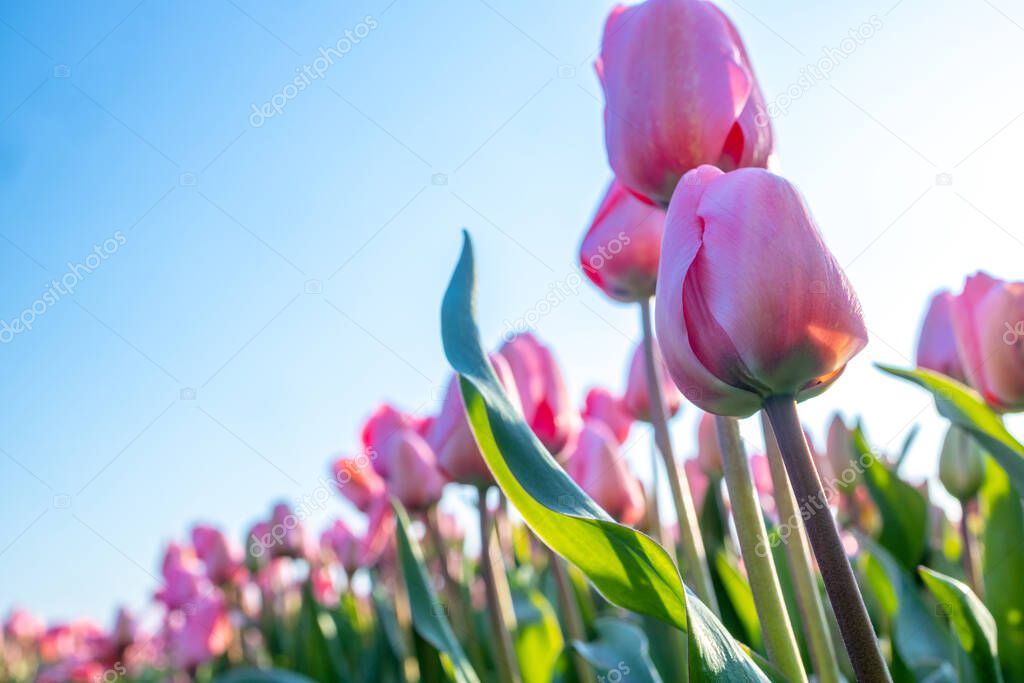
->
(2, 0, 1023, 624)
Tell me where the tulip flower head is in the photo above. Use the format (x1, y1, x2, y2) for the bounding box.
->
(597, 0, 774, 206)
(950, 272, 1024, 412)
(565, 420, 646, 525)
(165, 589, 231, 670)
(825, 414, 858, 493)
(580, 179, 665, 302)
(938, 425, 987, 501)
(156, 544, 206, 611)
(498, 333, 580, 456)
(623, 339, 682, 422)
(331, 455, 387, 512)
(191, 525, 244, 586)
(361, 403, 425, 477)
(916, 291, 967, 383)
(654, 166, 868, 417)
(696, 412, 723, 477)
(582, 387, 633, 444)
(380, 429, 447, 510)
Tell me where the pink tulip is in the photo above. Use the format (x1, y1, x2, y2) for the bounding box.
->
(565, 420, 646, 525)
(191, 525, 244, 585)
(156, 544, 205, 611)
(696, 412, 723, 477)
(582, 387, 633, 444)
(654, 166, 868, 417)
(580, 179, 665, 302)
(622, 340, 681, 422)
(749, 453, 776, 518)
(597, 0, 774, 206)
(166, 589, 231, 669)
(320, 520, 363, 575)
(428, 355, 521, 486)
(684, 458, 710, 511)
(916, 291, 967, 382)
(331, 456, 387, 512)
(4, 608, 44, 643)
(950, 272, 1024, 412)
(381, 430, 447, 510)
(267, 503, 307, 559)
(361, 403, 421, 476)
(498, 333, 580, 456)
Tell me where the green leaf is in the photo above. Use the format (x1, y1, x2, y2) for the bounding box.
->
(571, 618, 664, 683)
(877, 365, 1024, 492)
(978, 457, 1024, 681)
(511, 581, 563, 683)
(294, 581, 345, 683)
(714, 551, 762, 652)
(858, 539, 955, 681)
(441, 232, 769, 681)
(852, 425, 928, 572)
(393, 499, 481, 683)
(210, 671, 318, 683)
(919, 567, 1002, 683)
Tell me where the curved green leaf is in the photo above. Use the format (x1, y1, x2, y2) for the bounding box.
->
(876, 365, 1024, 492)
(210, 671, 318, 683)
(852, 425, 927, 572)
(511, 581, 563, 683)
(441, 232, 769, 681)
(919, 567, 1002, 683)
(572, 618, 663, 683)
(393, 500, 481, 683)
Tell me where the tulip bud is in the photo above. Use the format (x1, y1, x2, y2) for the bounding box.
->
(166, 589, 231, 669)
(623, 340, 682, 422)
(382, 429, 447, 510)
(654, 166, 868, 417)
(582, 387, 633, 444)
(916, 291, 967, 382)
(565, 420, 646, 525)
(950, 272, 1024, 412)
(267, 503, 307, 559)
(361, 403, 422, 476)
(498, 333, 580, 456)
(826, 415, 857, 493)
(428, 355, 521, 486)
(597, 0, 774, 206)
(580, 179, 664, 302)
(191, 525, 244, 585)
(696, 412, 722, 477)
(938, 425, 987, 501)
(331, 456, 387, 512)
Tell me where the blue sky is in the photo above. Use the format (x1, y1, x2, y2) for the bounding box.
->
(2, 0, 1023, 624)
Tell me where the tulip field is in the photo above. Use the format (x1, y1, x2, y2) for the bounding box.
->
(5, 1, 1024, 682)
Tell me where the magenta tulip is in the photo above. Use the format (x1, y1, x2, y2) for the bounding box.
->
(622, 339, 681, 422)
(655, 165, 868, 417)
(582, 387, 633, 444)
(565, 420, 646, 525)
(361, 403, 421, 476)
(166, 589, 231, 669)
(580, 179, 665, 302)
(155, 544, 205, 611)
(331, 456, 387, 512)
(696, 412, 722, 477)
(428, 355, 521, 486)
(4, 609, 44, 644)
(320, 512, 394, 576)
(498, 333, 580, 456)
(916, 291, 966, 382)
(381, 429, 447, 510)
(191, 525, 244, 586)
(950, 272, 1024, 412)
(267, 503, 307, 559)
(597, 0, 774, 206)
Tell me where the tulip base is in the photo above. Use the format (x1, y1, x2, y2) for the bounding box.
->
(762, 395, 892, 683)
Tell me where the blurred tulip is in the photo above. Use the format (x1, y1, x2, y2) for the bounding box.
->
(498, 333, 580, 455)
(381, 430, 447, 510)
(267, 503, 307, 559)
(622, 340, 681, 422)
(580, 179, 665, 302)
(749, 453, 776, 518)
(565, 420, 646, 525)
(166, 590, 231, 670)
(320, 520, 362, 575)
(320, 509, 395, 578)
(684, 458, 710, 511)
(655, 166, 867, 417)
(191, 525, 244, 586)
(696, 412, 722, 477)
(428, 355, 521, 486)
(825, 414, 857, 493)
(361, 403, 421, 476)
(939, 425, 987, 501)
(331, 456, 387, 512)
(582, 387, 633, 444)
(916, 291, 966, 382)
(4, 608, 44, 644)
(597, 0, 774, 206)
(156, 544, 205, 611)
(950, 272, 1024, 412)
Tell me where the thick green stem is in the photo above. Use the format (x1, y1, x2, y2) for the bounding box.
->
(761, 413, 842, 683)
(763, 396, 891, 683)
(639, 298, 718, 615)
(716, 416, 808, 683)
(547, 548, 595, 683)
(478, 489, 522, 683)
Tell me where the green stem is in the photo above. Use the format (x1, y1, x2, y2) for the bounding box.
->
(639, 298, 718, 615)
(763, 396, 891, 683)
(761, 413, 842, 683)
(959, 500, 983, 599)
(716, 416, 807, 683)
(547, 548, 595, 683)
(478, 488, 522, 683)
